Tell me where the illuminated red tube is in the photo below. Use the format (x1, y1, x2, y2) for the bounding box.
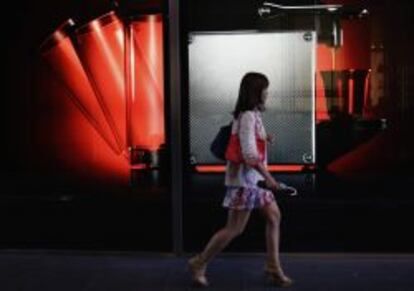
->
(363, 69, 371, 118)
(126, 14, 165, 152)
(74, 11, 127, 153)
(40, 19, 122, 155)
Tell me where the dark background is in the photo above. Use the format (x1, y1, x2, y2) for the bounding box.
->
(2, 0, 414, 253)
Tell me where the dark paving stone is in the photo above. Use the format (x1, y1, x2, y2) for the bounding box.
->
(1, 251, 414, 291)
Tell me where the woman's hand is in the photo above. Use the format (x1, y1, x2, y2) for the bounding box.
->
(265, 176, 280, 192)
(266, 133, 275, 145)
(254, 162, 280, 192)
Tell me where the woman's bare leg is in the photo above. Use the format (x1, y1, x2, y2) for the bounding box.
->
(188, 208, 251, 286)
(261, 201, 293, 287)
(260, 200, 283, 271)
(260, 200, 293, 286)
(198, 208, 251, 264)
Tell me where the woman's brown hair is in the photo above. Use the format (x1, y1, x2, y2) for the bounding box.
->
(233, 72, 269, 119)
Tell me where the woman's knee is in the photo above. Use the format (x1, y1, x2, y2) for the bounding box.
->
(267, 203, 282, 225)
(224, 225, 245, 238)
(224, 209, 250, 237)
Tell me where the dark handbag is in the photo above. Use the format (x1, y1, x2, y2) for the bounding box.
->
(210, 122, 232, 160)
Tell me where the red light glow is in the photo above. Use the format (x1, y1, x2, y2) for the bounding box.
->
(349, 70, 355, 114)
(195, 165, 307, 173)
(40, 24, 122, 155)
(128, 14, 165, 151)
(74, 12, 126, 153)
(37, 13, 165, 185)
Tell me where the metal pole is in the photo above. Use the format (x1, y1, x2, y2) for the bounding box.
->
(168, 0, 183, 255)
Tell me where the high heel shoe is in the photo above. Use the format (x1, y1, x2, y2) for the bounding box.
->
(187, 254, 210, 287)
(264, 264, 294, 287)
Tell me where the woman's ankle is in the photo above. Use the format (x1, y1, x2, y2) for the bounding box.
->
(191, 253, 208, 267)
(264, 260, 283, 273)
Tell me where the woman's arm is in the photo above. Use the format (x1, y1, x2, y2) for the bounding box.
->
(238, 111, 279, 190)
(253, 162, 279, 191)
(238, 111, 261, 166)
(238, 111, 279, 189)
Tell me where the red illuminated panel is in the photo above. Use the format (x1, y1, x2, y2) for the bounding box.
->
(130, 164, 148, 170)
(36, 56, 130, 186)
(316, 44, 333, 122)
(40, 20, 122, 155)
(127, 14, 165, 151)
(349, 70, 355, 115)
(74, 11, 126, 153)
(363, 69, 371, 118)
(326, 130, 395, 181)
(58, 97, 131, 184)
(315, 76, 330, 122)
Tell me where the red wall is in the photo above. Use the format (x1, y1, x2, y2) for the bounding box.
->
(316, 0, 370, 121)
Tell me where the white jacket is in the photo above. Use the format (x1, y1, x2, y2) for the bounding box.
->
(224, 109, 268, 187)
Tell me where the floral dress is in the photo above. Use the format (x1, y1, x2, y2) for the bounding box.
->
(222, 109, 275, 210)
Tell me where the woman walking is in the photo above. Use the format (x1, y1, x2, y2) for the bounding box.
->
(187, 72, 293, 287)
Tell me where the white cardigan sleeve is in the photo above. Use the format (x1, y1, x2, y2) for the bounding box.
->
(238, 111, 260, 166)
